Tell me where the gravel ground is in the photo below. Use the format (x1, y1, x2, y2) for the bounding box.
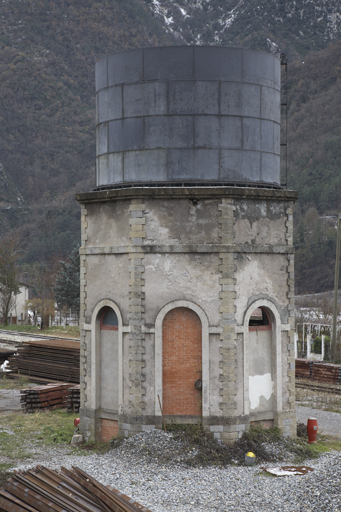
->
(0, 389, 21, 413)
(297, 406, 341, 439)
(10, 429, 341, 512)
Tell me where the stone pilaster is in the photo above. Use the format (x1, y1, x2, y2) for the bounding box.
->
(284, 205, 296, 435)
(218, 198, 238, 443)
(128, 199, 146, 414)
(80, 205, 88, 407)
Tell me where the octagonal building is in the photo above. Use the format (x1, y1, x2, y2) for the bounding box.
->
(76, 46, 297, 444)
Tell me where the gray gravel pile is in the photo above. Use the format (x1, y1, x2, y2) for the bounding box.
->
(112, 429, 199, 464)
(10, 429, 341, 511)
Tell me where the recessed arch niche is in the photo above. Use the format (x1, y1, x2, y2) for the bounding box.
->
(248, 306, 274, 413)
(242, 299, 283, 419)
(98, 306, 119, 412)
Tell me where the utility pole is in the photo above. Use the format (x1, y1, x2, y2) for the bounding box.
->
(332, 213, 341, 360)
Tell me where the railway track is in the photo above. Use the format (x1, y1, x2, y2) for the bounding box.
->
(296, 380, 341, 396)
(0, 328, 79, 343)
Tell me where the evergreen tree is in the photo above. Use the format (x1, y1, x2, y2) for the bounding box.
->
(54, 246, 80, 314)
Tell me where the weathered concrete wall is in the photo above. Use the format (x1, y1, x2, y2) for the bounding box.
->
(144, 199, 221, 245)
(84, 254, 129, 325)
(235, 253, 289, 325)
(249, 329, 273, 413)
(234, 200, 287, 245)
(144, 253, 220, 326)
(100, 329, 118, 411)
(77, 186, 297, 443)
(86, 202, 130, 247)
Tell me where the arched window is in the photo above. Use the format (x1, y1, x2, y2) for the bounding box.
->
(249, 307, 271, 331)
(100, 307, 118, 331)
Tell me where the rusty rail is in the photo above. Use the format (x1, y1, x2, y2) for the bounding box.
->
(0, 466, 153, 512)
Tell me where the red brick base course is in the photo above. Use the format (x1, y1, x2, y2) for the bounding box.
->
(100, 419, 119, 442)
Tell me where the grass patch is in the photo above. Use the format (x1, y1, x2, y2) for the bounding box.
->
(0, 409, 78, 460)
(165, 423, 319, 467)
(0, 374, 33, 390)
(307, 438, 341, 456)
(0, 463, 14, 472)
(0, 430, 34, 460)
(0, 324, 80, 338)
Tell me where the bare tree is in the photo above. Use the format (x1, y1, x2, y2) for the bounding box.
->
(0, 237, 20, 326)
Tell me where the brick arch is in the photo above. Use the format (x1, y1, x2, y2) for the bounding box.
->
(162, 307, 202, 416)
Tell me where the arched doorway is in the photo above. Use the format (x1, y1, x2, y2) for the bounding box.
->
(99, 306, 119, 412)
(248, 306, 274, 413)
(162, 307, 202, 416)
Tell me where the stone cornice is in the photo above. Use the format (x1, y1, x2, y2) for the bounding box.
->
(76, 186, 298, 204)
(79, 244, 294, 255)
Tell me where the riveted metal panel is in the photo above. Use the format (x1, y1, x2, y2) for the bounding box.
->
(98, 86, 122, 123)
(169, 149, 219, 180)
(95, 47, 281, 186)
(243, 118, 261, 151)
(124, 82, 168, 118)
(169, 81, 219, 115)
(144, 46, 193, 81)
(145, 116, 193, 149)
(107, 49, 143, 86)
(261, 120, 274, 153)
(124, 149, 168, 182)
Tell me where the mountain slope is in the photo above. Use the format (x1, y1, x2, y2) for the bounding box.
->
(146, 0, 341, 60)
(0, 0, 173, 262)
(1, 0, 341, 294)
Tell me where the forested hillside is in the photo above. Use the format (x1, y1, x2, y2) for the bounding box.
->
(287, 41, 341, 293)
(1, 0, 341, 293)
(0, 0, 172, 262)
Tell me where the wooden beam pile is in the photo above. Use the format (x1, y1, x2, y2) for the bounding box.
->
(0, 465, 153, 512)
(20, 383, 70, 413)
(7, 339, 80, 383)
(66, 384, 80, 412)
(312, 362, 341, 384)
(295, 359, 341, 384)
(295, 359, 312, 379)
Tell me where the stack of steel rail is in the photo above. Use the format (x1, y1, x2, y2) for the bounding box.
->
(20, 383, 70, 412)
(66, 384, 81, 412)
(7, 339, 80, 383)
(0, 465, 153, 512)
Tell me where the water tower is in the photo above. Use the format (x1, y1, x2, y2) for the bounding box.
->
(76, 46, 297, 443)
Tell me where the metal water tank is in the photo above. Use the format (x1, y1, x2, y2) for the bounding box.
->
(95, 46, 280, 187)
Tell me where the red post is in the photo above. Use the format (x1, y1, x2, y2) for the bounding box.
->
(307, 417, 318, 443)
